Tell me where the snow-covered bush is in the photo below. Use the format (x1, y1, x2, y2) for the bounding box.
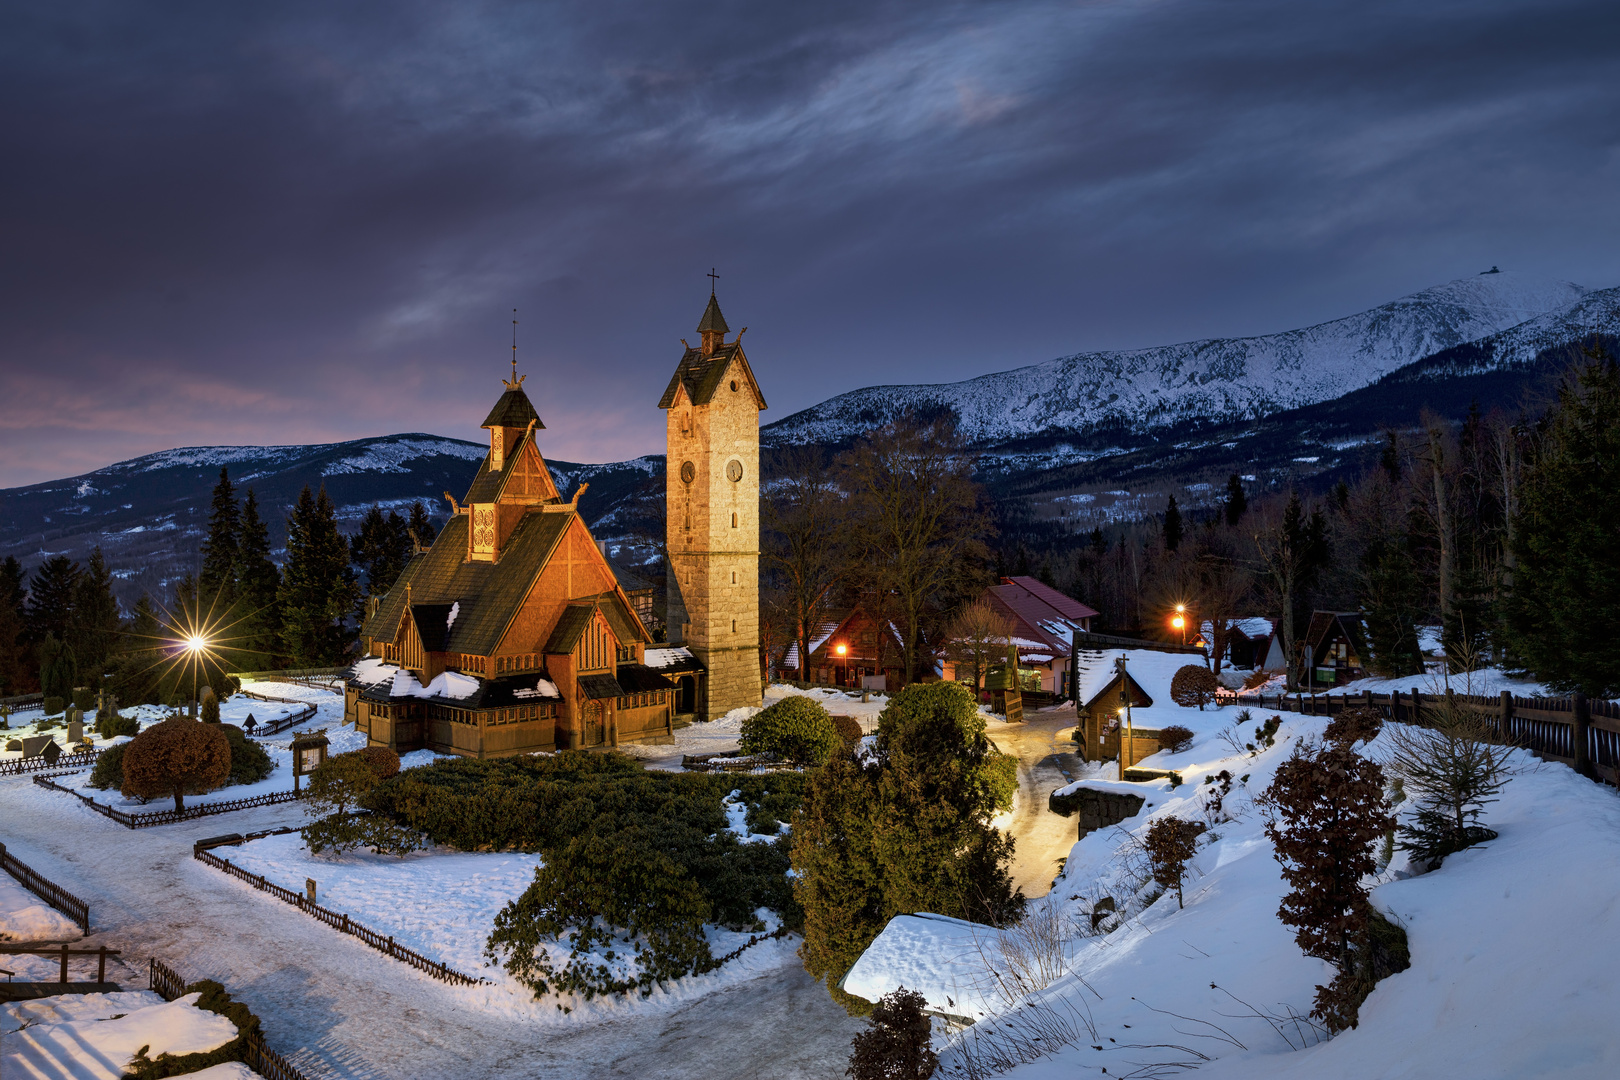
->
(739, 695, 842, 764)
(124, 978, 262, 1079)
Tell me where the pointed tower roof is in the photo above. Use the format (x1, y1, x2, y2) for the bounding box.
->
(696, 294, 729, 335)
(482, 376, 545, 430)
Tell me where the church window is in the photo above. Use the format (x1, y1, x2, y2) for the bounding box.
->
(472, 505, 495, 555)
(730, 380, 739, 392)
(731, 512, 738, 528)
(732, 618, 737, 633)
(490, 427, 504, 471)
(731, 570, 736, 584)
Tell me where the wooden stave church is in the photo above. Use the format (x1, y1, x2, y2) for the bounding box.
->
(344, 374, 677, 756)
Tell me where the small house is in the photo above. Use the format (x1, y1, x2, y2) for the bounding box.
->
(939, 577, 1099, 697)
(783, 603, 908, 690)
(1300, 611, 1369, 688)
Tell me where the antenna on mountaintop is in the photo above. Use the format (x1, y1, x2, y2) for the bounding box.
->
(707, 267, 720, 296)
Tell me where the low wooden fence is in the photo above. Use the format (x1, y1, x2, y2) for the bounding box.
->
(148, 957, 312, 1080)
(192, 841, 485, 987)
(32, 772, 303, 828)
(1237, 687, 1620, 787)
(0, 840, 91, 932)
(234, 699, 318, 737)
(0, 747, 101, 777)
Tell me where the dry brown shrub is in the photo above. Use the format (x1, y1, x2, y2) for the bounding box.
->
(1170, 665, 1219, 709)
(830, 714, 863, 743)
(121, 716, 231, 812)
(356, 745, 401, 778)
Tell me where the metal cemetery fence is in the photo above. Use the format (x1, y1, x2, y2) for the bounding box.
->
(0, 840, 91, 932)
(148, 957, 312, 1080)
(1237, 687, 1620, 786)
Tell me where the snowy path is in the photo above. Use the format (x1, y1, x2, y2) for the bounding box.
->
(0, 774, 861, 1078)
(986, 706, 1095, 899)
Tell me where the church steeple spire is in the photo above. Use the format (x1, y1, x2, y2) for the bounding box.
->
(697, 293, 729, 354)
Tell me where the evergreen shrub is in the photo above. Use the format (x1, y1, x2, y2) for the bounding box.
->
(364, 752, 805, 999)
(222, 724, 273, 786)
(71, 688, 95, 713)
(356, 745, 401, 778)
(87, 742, 127, 790)
(95, 710, 139, 738)
(847, 988, 938, 1080)
(302, 750, 420, 857)
(1170, 665, 1219, 709)
(831, 714, 862, 743)
(738, 696, 842, 764)
(43, 696, 64, 717)
(199, 687, 220, 723)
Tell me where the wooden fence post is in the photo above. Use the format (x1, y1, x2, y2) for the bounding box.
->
(60, 942, 69, 983)
(1445, 688, 1456, 719)
(1411, 688, 1421, 726)
(1499, 691, 1512, 742)
(1573, 693, 1593, 778)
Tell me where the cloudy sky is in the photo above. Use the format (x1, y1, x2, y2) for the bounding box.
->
(2, 0, 1617, 487)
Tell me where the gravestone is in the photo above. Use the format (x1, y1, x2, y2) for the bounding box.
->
(67, 720, 83, 744)
(20, 736, 52, 759)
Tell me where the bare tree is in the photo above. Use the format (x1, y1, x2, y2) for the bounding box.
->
(762, 446, 847, 681)
(842, 416, 991, 685)
(1251, 492, 1328, 691)
(945, 597, 1015, 693)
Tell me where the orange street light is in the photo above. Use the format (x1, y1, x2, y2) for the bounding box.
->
(835, 643, 847, 656)
(1171, 613, 1186, 645)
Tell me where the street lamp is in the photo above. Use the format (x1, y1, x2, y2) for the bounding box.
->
(184, 634, 207, 719)
(1172, 604, 1187, 646)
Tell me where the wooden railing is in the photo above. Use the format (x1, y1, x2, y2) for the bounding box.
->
(0, 746, 102, 777)
(0, 840, 90, 932)
(233, 698, 318, 737)
(192, 843, 485, 987)
(148, 957, 313, 1080)
(32, 772, 303, 828)
(1236, 687, 1620, 786)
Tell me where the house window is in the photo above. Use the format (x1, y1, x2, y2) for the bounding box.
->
(731, 512, 738, 528)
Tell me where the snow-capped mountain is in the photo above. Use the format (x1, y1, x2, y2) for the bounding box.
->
(763, 270, 1587, 447)
(0, 434, 664, 611)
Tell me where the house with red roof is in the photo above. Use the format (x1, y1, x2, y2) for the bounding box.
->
(940, 576, 1099, 697)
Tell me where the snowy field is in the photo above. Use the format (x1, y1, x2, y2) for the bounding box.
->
(846, 707, 1620, 1080)
(1240, 663, 1557, 701)
(1, 989, 249, 1080)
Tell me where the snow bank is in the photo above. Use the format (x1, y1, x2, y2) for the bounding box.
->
(0, 874, 82, 942)
(843, 914, 1006, 1022)
(0, 992, 238, 1079)
(851, 706, 1620, 1080)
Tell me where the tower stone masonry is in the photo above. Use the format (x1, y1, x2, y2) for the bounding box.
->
(658, 291, 766, 719)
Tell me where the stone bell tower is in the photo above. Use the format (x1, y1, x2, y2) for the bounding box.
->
(657, 287, 766, 720)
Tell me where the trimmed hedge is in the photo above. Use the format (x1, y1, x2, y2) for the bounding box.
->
(830, 714, 862, 743)
(125, 979, 262, 1079)
(87, 742, 127, 790)
(43, 696, 64, 717)
(95, 710, 139, 738)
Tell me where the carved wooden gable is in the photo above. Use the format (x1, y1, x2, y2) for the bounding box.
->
(499, 437, 561, 505)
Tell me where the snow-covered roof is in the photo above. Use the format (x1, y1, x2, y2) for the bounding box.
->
(392, 669, 481, 701)
(644, 646, 700, 670)
(1074, 648, 1208, 710)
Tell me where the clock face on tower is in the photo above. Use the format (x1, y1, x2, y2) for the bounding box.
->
(726, 459, 743, 482)
(680, 461, 695, 483)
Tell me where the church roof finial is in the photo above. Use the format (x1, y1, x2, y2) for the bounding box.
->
(504, 308, 524, 391)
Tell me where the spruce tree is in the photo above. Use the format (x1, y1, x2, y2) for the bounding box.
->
(110, 593, 167, 705)
(279, 485, 360, 665)
(199, 467, 240, 609)
(0, 557, 30, 694)
(70, 547, 122, 678)
(1505, 351, 1620, 697)
(351, 505, 413, 599)
(1163, 495, 1184, 552)
(25, 555, 81, 645)
(408, 500, 438, 547)
(38, 636, 78, 701)
(1224, 473, 1248, 527)
(236, 488, 284, 665)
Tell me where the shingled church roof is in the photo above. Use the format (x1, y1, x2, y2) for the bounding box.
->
(481, 384, 544, 429)
(696, 294, 729, 334)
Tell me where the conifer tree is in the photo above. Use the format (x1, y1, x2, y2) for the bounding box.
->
(70, 547, 122, 678)
(1163, 495, 1184, 552)
(1224, 473, 1247, 527)
(110, 594, 167, 705)
(351, 505, 412, 599)
(407, 500, 438, 547)
(0, 557, 30, 695)
(279, 485, 360, 665)
(199, 467, 240, 609)
(25, 555, 81, 645)
(1505, 350, 1620, 697)
(236, 488, 283, 664)
(38, 635, 78, 701)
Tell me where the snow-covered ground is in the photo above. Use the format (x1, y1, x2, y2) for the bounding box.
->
(846, 707, 1620, 1080)
(1, 990, 245, 1079)
(1239, 664, 1556, 701)
(0, 871, 82, 942)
